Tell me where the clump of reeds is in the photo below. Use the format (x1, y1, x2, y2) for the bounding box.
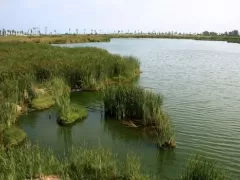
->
(0, 142, 149, 180)
(58, 103, 88, 125)
(103, 85, 175, 147)
(50, 77, 88, 125)
(0, 102, 17, 128)
(176, 154, 230, 180)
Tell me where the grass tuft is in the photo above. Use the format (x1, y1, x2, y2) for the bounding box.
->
(2, 126, 26, 147)
(31, 96, 55, 110)
(58, 104, 88, 125)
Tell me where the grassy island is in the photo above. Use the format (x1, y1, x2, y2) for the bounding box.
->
(58, 104, 88, 125)
(103, 85, 175, 148)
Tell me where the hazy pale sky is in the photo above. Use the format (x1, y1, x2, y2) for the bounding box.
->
(0, 0, 239, 34)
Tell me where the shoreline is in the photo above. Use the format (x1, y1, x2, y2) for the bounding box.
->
(1, 34, 240, 44)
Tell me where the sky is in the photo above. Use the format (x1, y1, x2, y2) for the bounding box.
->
(0, 0, 240, 34)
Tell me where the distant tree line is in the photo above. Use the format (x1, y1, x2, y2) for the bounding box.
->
(0, 27, 42, 36)
(202, 30, 239, 36)
(0, 27, 239, 37)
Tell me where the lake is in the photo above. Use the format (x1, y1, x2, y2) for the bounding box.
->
(20, 38, 240, 179)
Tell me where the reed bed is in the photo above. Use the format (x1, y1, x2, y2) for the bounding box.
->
(0, 143, 230, 179)
(0, 42, 139, 127)
(175, 154, 230, 180)
(0, 42, 140, 91)
(103, 85, 175, 147)
(0, 143, 149, 180)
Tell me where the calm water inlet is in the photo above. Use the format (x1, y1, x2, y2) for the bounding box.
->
(20, 39, 240, 179)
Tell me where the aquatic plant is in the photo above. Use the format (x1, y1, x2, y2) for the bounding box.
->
(176, 154, 230, 180)
(0, 143, 149, 180)
(103, 85, 175, 146)
(50, 77, 88, 125)
(58, 104, 88, 125)
(0, 102, 17, 128)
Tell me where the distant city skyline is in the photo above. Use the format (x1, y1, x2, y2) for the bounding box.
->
(0, 0, 239, 34)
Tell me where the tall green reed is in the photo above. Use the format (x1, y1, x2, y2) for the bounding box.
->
(0, 142, 149, 180)
(50, 77, 71, 117)
(103, 85, 175, 144)
(175, 154, 230, 180)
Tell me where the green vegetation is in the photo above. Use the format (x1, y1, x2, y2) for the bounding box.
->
(1, 127, 26, 147)
(58, 104, 88, 125)
(31, 96, 55, 110)
(0, 43, 140, 91)
(175, 155, 230, 180)
(0, 41, 139, 145)
(0, 37, 232, 179)
(103, 85, 175, 148)
(0, 42, 140, 147)
(0, 143, 230, 180)
(0, 102, 18, 128)
(50, 77, 88, 125)
(0, 35, 110, 44)
(0, 143, 148, 180)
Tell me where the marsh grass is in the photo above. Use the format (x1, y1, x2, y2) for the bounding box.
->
(176, 154, 230, 180)
(2, 126, 26, 147)
(31, 96, 55, 110)
(58, 104, 88, 125)
(0, 102, 18, 128)
(0, 43, 140, 91)
(0, 143, 149, 180)
(103, 85, 175, 146)
(50, 77, 88, 125)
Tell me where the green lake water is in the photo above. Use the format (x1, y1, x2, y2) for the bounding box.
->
(20, 39, 240, 179)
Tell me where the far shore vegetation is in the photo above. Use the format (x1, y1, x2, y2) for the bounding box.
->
(0, 35, 232, 179)
(1, 28, 240, 44)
